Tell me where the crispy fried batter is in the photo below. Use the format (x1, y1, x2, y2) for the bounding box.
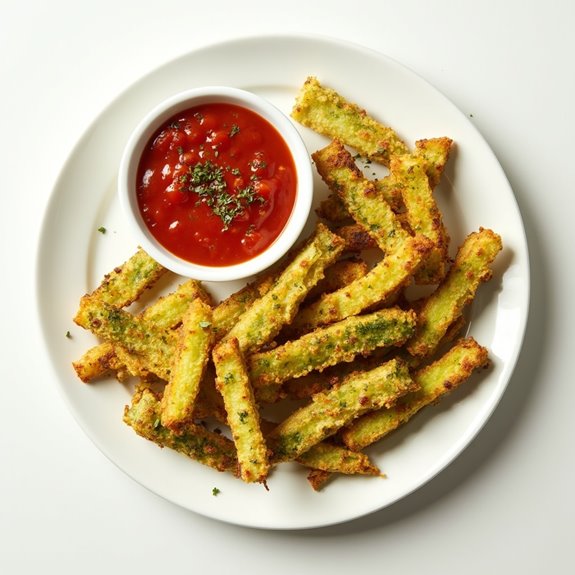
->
(291, 76, 409, 166)
(391, 152, 450, 284)
(213, 338, 270, 483)
(248, 307, 416, 387)
(336, 224, 377, 252)
(75, 248, 167, 317)
(407, 228, 502, 357)
(342, 338, 489, 450)
(268, 358, 415, 462)
(223, 222, 345, 354)
(289, 234, 432, 333)
(160, 299, 214, 432)
(73, 279, 210, 382)
(313, 140, 411, 254)
(124, 387, 239, 475)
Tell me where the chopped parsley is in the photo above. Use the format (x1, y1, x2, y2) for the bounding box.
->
(238, 410, 249, 424)
(184, 160, 266, 230)
(212, 487, 221, 496)
(65, 330, 72, 339)
(97, 226, 106, 234)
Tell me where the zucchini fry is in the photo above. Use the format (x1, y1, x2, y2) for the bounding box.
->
(289, 234, 432, 333)
(415, 137, 453, 189)
(268, 358, 415, 462)
(291, 76, 409, 167)
(140, 279, 212, 325)
(211, 272, 277, 341)
(124, 387, 238, 475)
(342, 338, 489, 450)
(313, 139, 410, 254)
(407, 228, 503, 357)
(72, 341, 123, 383)
(391, 152, 450, 284)
(74, 299, 175, 380)
(223, 222, 345, 354)
(296, 443, 380, 476)
(292, 77, 453, 189)
(73, 279, 210, 382)
(257, 419, 381, 476)
(249, 307, 417, 387)
(213, 338, 270, 483)
(160, 299, 214, 432)
(75, 248, 167, 317)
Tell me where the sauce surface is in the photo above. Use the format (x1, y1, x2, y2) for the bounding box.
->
(137, 103, 297, 267)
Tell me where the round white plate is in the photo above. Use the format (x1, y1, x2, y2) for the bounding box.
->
(37, 34, 529, 529)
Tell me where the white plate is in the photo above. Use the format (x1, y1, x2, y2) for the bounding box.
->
(37, 34, 529, 529)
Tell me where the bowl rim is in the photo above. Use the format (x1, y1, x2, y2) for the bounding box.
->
(117, 85, 313, 281)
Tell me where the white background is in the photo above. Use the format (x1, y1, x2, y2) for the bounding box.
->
(1, 1, 573, 573)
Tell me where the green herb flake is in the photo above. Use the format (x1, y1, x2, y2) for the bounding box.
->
(238, 410, 249, 424)
(212, 487, 221, 496)
(65, 331, 72, 339)
(97, 226, 106, 234)
(229, 124, 240, 137)
(185, 161, 266, 230)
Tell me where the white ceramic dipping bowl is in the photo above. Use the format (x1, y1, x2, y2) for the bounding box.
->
(118, 86, 313, 281)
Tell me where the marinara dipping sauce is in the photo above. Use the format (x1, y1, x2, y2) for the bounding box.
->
(136, 103, 297, 267)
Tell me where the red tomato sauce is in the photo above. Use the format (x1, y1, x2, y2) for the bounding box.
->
(136, 103, 297, 267)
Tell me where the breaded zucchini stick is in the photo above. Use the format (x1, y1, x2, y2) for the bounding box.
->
(291, 76, 409, 167)
(415, 137, 453, 189)
(296, 443, 380, 477)
(223, 222, 345, 354)
(313, 138, 448, 287)
(248, 307, 417, 387)
(72, 341, 124, 383)
(73, 279, 210, 382)
(313, 139, 410, 254)
(391, 151, 450, 284)
(407, 228, 503, 357)
(342, 338, 489, 450)
(160, 299, 214, 432)
(213, 338, 270, 483)
(124, 387, 239, 475)
(76, 248, 167, 314)
(74, 299, 175, 380)
(268, 358, 415, 462)
(289, 234, 432, 333)
(211, 273, 277, 341)
(292, 78, 453, 189)
(257, 419, 380, 476)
